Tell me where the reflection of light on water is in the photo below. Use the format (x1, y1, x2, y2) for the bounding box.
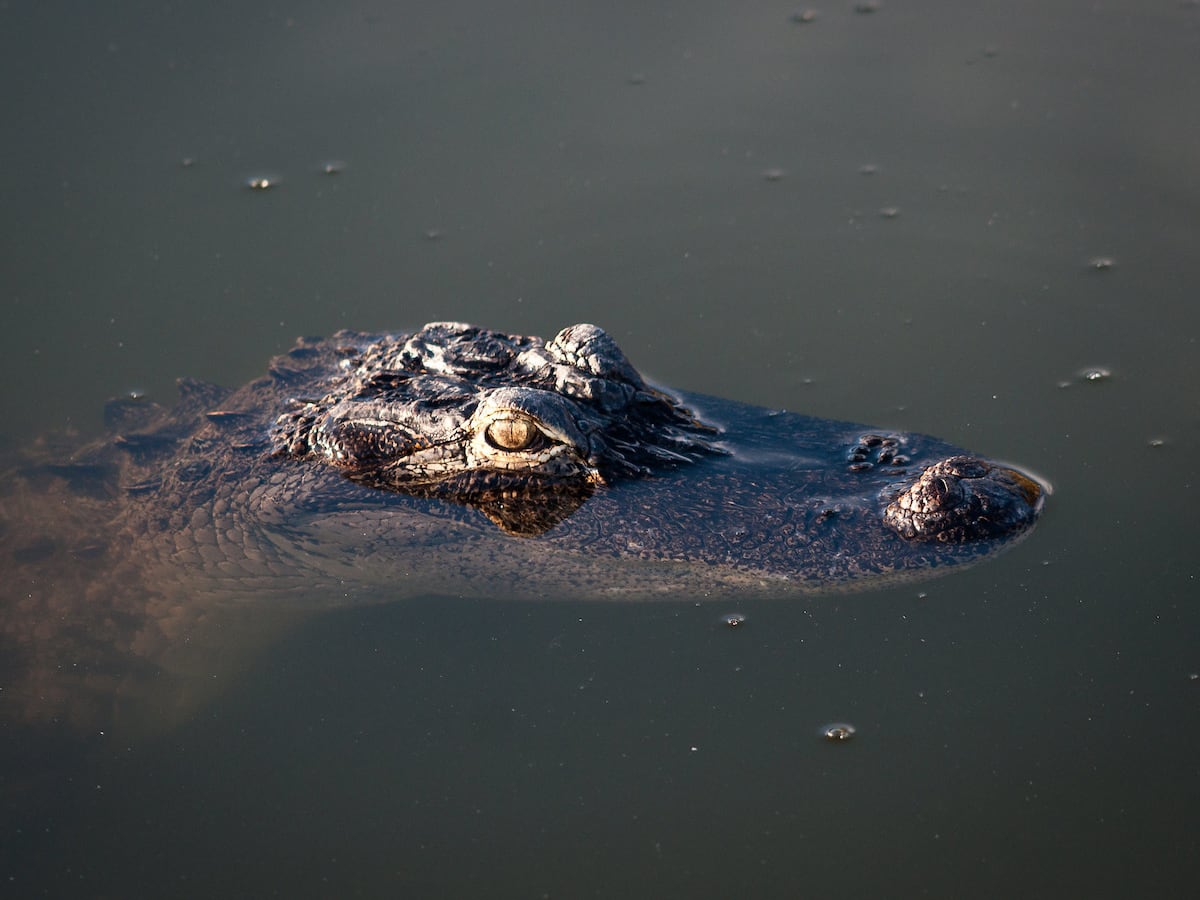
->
(1056, 366, 1114, 389)
(244, 174, 281, 191)
(992, 460, 1055, 498)
(821, 722, 857, 742)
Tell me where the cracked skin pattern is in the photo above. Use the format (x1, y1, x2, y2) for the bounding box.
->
(0, 322, 1045, 731)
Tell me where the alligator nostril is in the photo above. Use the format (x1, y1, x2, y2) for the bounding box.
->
(884, 456, 1045, 541)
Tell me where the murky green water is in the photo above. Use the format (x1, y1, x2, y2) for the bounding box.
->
(2, 1, 1197, 896)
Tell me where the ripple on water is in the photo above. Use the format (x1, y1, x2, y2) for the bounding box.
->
(821, 723, 857, 742)
(1057, 366, 1113, 388)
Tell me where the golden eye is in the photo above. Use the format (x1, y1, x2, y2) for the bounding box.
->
(485, 414, 543, 451)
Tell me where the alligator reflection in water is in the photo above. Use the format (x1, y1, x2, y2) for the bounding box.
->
(0, 322, 1045, 733)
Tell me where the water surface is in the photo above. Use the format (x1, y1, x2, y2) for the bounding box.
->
(2, 1, 1197, 897)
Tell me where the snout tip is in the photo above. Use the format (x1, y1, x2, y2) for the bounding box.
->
(884, 456, 1046, 542)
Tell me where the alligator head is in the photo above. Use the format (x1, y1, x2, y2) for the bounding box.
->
(270, 322, 724, 534)
(270, 321, 1043, 545)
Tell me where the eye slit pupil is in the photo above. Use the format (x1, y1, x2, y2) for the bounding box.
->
(485, 415, 541, 451)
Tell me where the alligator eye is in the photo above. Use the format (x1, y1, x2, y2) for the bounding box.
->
(484, 414, 544, 451)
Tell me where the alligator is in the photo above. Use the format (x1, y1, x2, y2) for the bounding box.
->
(0, 322, 1045, 732)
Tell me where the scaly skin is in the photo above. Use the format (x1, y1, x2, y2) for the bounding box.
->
(0, 323, 1044, 732)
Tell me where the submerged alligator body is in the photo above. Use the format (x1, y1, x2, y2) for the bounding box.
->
(1, 322, 1044, 730)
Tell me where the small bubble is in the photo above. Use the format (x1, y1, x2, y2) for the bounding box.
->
(762, 167, 787, 182)
(245, 175, 279, 191)
(789, 9, 819, 23)
(1080, 366, 1112, 383)
(1088, 256, 1115, 270)
(1147, 437, 1167, 448)
(879, 206, 900, 219)
(423, 229, 444, 241)
(821, 723, 856, 742)
(916, 592, 928, 599)
(321, 160, 345, 175)
(1189, 673, 1199, 681)
(722, 613, 747, 628)
(179, 157, 196, 168)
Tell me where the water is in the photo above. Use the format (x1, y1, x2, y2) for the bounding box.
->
(2, 1, 1198, 896)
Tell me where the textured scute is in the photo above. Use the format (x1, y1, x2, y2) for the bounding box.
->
(269, 323, 722, 497)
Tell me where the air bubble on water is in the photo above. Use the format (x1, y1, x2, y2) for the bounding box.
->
(1061, 366, 1113, 387)
(1088, 256, 1115, 270)
(762, 168, 787, 182)
(722, 613, 747, 628)
(821, 723, 856, 741)
(879, 206, 900, 218)
(321, 160, 345, 175)
(245, 175, 280, 191)
(1080, 367, 1112, 383)
(1147, 437, 1167, 448)
(789, 10, 819, 24)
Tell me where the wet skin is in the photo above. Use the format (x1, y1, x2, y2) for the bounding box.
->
(0, 322, 1045, 731)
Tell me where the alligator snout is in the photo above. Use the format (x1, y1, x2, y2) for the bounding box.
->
(884, 456, 1045, 542)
